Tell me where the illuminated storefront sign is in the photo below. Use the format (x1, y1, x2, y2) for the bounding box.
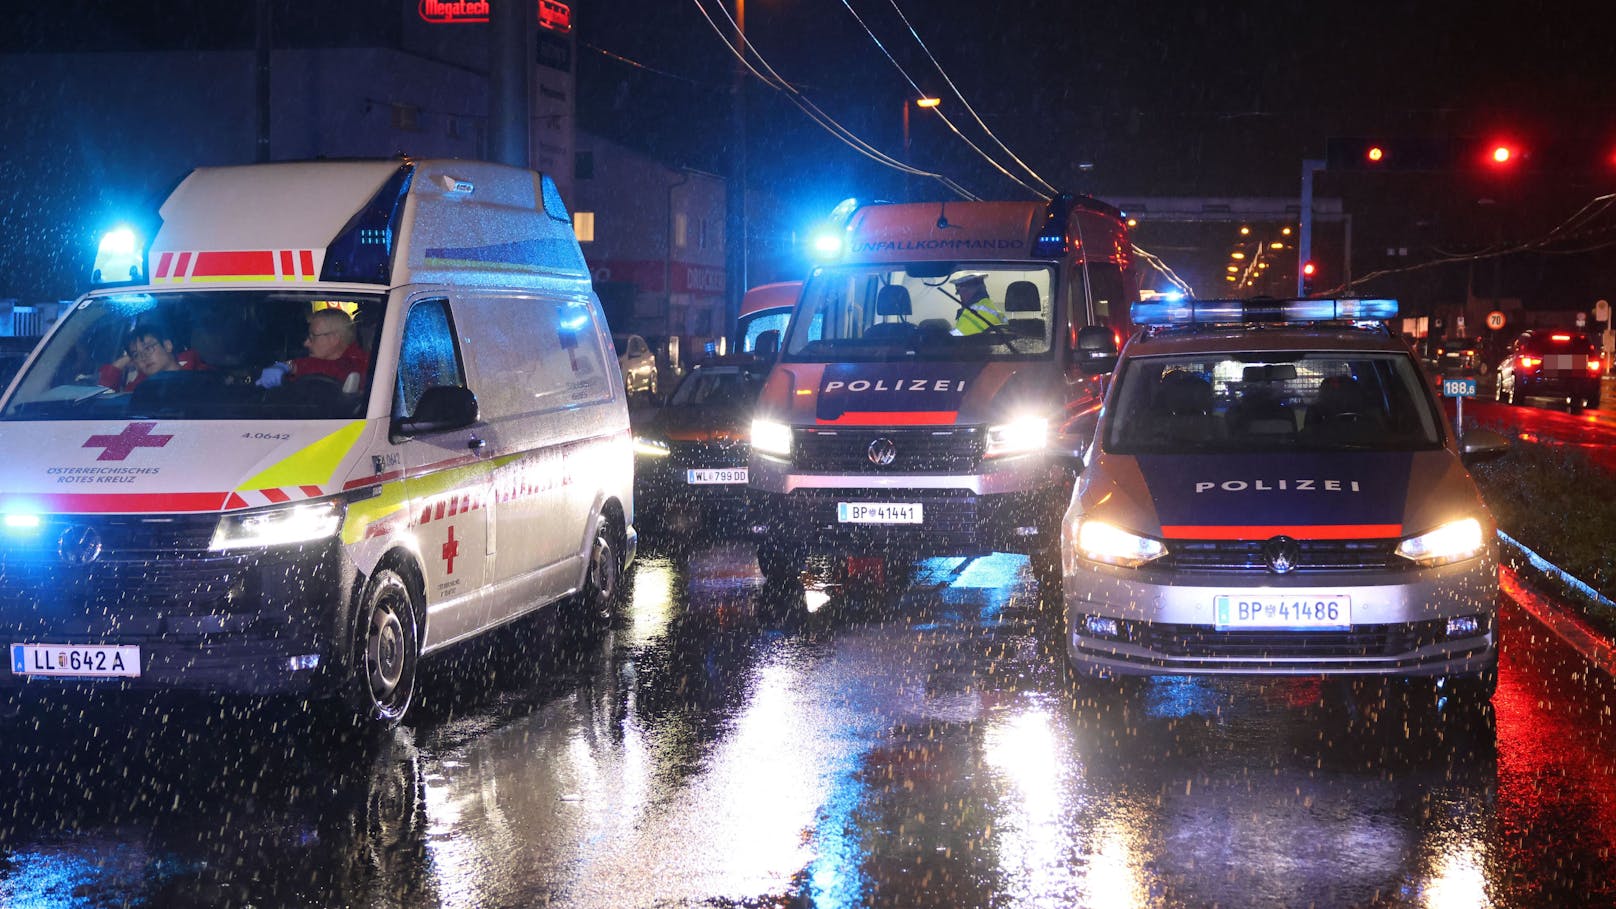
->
(418, 0, 570, 29)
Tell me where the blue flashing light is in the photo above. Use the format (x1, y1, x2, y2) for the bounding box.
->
(826, 197, 860, 227)
(3, 514, 41, 531)
(1131, 297, 1399, 326)
(91, 226, 145, 285)
(812, 232, 844, 257)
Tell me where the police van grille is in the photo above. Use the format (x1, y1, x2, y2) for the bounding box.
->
(787, 488, 980, 545)
(795, 427, 983, 473)
(1159, 538, 1404, 573)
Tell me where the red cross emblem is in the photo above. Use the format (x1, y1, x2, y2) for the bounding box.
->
(441, 525, 460, 575)
(82, 422, 173, 462)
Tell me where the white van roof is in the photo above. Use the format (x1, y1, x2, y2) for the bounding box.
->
(148, 158, 587, 290)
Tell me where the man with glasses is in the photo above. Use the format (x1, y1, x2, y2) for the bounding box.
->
(257, 307, 370, 389)
(98, 320, 205, 392)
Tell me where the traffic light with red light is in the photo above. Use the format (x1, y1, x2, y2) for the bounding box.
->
(1301, 260, 1318, 296)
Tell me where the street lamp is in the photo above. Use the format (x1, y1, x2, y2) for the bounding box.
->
(902, 97, 940, 201)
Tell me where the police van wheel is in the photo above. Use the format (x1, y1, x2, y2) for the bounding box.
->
(349, 568, 420, 730)
(582, 521, 626, 620)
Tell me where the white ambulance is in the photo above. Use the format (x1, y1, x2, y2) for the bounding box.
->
(748, 194, 1134, 595)
(0, 158, 635, 729)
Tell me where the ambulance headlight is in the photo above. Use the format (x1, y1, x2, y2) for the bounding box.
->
(1394, 517, 1484, 567)
(211, 501, 345, 551)
(751, 419, 794, 460)
(985, 416, 1049, 458)
(1074, 519, 1167, 568)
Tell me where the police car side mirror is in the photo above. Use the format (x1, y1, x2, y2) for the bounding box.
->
(1460, 427, 1510, 463)
(754, 329, 780, 359)
(392, 385, 479, 440)
(1073, 325, 1118, 375)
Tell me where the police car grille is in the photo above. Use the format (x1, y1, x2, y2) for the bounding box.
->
(795, 428, 983, 473)
(1160, 539, 1402, 573)
(1134, 620, 1444, 659)
(667, 440, 749, 469)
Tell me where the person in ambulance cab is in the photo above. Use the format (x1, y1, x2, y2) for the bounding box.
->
(951, 272, 1008, 336)
(98, 320, 206, 392)
(257, 307, 370, 389)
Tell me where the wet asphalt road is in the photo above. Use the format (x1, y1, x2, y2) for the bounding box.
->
(1, 542, 1615, 908)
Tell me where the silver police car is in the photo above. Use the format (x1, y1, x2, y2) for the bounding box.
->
(1062, 298, 1509, 698)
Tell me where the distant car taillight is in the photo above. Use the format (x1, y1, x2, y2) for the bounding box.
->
(1519, 355, 1542, 370)
(1589, 358, 1603, 374)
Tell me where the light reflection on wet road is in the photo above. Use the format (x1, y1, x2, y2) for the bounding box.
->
(1, 542, 1614, 907)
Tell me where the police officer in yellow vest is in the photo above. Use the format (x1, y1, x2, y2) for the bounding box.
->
(951, 272, 1008, 335)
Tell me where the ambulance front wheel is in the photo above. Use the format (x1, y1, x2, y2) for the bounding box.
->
(347, 567, 421, 730)
(581, 518, 626, 620)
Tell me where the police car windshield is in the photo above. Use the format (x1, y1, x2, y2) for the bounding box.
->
(669, 366, 766, 408)
(1106, 351, 1444, 454)
(0, 290, 384, 422)
(782, 264, 1055, 362)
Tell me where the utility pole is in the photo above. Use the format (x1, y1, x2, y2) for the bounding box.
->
(724, 0, 749, 348)
(490, 0, 530, 168)
(1298, 158, 1325, 296)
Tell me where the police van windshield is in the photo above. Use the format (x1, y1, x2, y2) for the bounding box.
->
(782, 264, 1055, 362)
(1106, 351, 1443, 454)
(0, 290, 384, 422)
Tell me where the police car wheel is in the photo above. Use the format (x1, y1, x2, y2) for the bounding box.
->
(351, 568, 420, 729)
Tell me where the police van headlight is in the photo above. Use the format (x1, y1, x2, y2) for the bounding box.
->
(751, 419, 794, 460)
(634, 436, 671, 458)
(211, 501, 345, 551)
(1394, 517, 1485, 567)
(985, 416, 1049, 458)
(1074, 518, 1167, 568)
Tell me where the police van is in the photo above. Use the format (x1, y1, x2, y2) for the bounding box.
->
(0, 158, 635, 728)
(748, 194, 1134, 593)
(1061, 297, 1508, 697)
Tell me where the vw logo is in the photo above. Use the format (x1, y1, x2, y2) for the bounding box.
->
(1263, 535, 1301, 574)
(867, 437, 898, 467)
(57, 525, 104, 566)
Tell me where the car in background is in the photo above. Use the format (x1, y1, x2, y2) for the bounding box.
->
(613, 332, 659, 400)
(0, 336, 41, 389)
(1494, 329, 1602, 412)
(632, 356, 770, 543)
(735, 280, 799, 356)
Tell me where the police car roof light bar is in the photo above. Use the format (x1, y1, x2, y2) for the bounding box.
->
(1130, 297, 1398, 326)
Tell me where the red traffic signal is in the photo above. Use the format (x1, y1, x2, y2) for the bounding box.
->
(1366, 145, 1385, 164)
(1301, 260, 1318, 295)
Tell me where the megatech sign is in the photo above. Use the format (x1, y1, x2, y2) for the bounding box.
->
(419, 0, 571, 29)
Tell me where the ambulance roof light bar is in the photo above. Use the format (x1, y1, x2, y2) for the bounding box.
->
(1131, 297, 1399, 326)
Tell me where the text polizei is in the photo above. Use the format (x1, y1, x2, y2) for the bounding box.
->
(1194, 478, 1363, 494)
(823, 378, 966, 394)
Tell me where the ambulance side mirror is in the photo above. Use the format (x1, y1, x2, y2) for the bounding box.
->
(1073, 325, 1118, 375)
(392, 385, 479, 440)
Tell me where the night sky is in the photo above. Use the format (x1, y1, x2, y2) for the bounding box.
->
(3, 1, 1615, 307)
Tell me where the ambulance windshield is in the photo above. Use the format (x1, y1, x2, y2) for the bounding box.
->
(1105, 351, 1445, 454)
(0, 290, 385, 422)
(783, 264, 1055, 362)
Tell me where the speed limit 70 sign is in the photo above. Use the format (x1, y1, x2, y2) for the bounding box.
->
(1485, 310, 1506, 331)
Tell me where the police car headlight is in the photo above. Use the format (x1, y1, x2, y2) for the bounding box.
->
(211, 501, 345, 551)
(751, 419, 793, 459)
(1395, 517, 1484, 567)
(985, 416, 1049, 458)
(634, 436, 671, 458)
(1074, 519, 1167, 568)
